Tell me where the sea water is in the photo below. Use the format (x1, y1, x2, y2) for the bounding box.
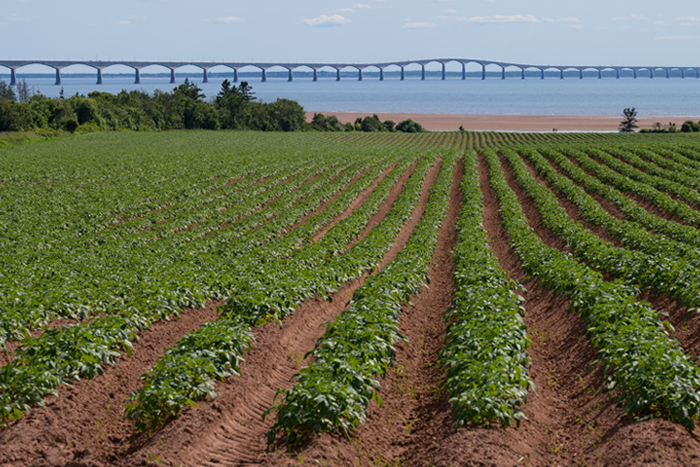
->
(9, 75, 700, 118)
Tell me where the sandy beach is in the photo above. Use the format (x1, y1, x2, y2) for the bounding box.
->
(305, 111, 696, 132)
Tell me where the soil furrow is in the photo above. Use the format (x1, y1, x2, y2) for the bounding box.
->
(492, 154, 700, 465)
(259, 157, 462, 467)
(312, 160, 402, 242)
(0, 160, 414, 466)
(0, 302, 222, 467)
(112, 159, 442, 467)
(518, 153, 623, 248)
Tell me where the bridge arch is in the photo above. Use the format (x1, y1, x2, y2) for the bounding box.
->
(520, 66, 544, 80)
(379, 64, 402, 80)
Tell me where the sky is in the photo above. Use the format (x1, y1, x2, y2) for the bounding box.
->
(2, 0, 699, 72)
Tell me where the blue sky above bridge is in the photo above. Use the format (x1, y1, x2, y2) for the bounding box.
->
(2, 0, 699, 71)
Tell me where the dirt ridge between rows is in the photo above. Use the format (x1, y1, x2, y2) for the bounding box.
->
(0, 160, 411, 467)
(113, 159, 442, 467)
(495, 153, 700, 465)
(260, 156, 462, 467)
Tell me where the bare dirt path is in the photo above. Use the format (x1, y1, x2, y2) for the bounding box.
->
(112, 160, 442, 467)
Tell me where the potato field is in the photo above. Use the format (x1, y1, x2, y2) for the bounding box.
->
(2, 130, 700, 466)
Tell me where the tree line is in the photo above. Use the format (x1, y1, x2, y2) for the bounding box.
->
(0, 78, 423, 134)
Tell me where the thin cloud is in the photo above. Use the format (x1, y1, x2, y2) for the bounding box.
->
(301, 14, 351, 27)
(674, 16, 700, 22)
(542, 18, 554, 23)
(214, 16, 244, 24)
(444, 9, 458, 14)
(113, 20, 132, 26)
(354, 3, 372, 9)
(403, 22, 436, 29)
(558, 17, 580, 23)
(466, 14, 539, 23)
(337, 8, 353, 12)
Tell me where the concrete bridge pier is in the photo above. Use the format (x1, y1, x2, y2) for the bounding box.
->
(482, 64, 486, 80)
(441, 63, 446, 80)
(287, 68, 293, 82)
(134, 67, 142, 84)
(313, 69, 318, 82)
(421, 64, 425, 80)
(633, 69, 638, 79)
(462, 63, 466, 80)
(521, 68, 525, 80)
(9, 67, 17, 86)
(681, 69, 685, 79)
(616, 69, 620, 79)
(358, 68, 363, 81)
(598, 69, 602, 79)
(501, 66, 506, 80)
(96, 67, 104, 85)
(540, 69, 545, 80)
(379, 68, 384, 81)
(650, 69, 654, 79)
(665, 69, 670, 79)
(261, 69, 267, 82)
(336, 68, 341, 81)
(202, 68, 209, 83)
(400, 66, 405, 81)
(169, 68, 176, 84)
(579, 69, 583, 79)
(54, 67, 63, 85)
(560, 69, 564, 79)
(233, 68, 239, 83)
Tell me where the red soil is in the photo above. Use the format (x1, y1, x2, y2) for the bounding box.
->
(112, 159, 442, 467)
(495, 153, 700, 466)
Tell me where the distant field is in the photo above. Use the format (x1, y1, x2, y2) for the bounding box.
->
(2, 130, 700, 466)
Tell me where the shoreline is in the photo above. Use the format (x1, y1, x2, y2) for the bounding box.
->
(305, 111, 697, 132)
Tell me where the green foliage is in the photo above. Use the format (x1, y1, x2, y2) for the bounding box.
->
(0, 132, 419, 426)
(483, 147, 700, 431)
(619, 107, 638, 133)
(396, 119, 423, 133)
(440, 150, 533, 429)
(265, 152, 456, 446)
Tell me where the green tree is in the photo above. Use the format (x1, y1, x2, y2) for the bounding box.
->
(619, 107, 638, 133)
(396, 119, 423, 133)
(0, 80, 16, 102)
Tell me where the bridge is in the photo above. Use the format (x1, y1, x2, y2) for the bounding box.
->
(2, 59, 699, 86)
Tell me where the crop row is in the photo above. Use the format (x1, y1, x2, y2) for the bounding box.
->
(124, 154, 436, 432)
(440, 150, 533, 429)
(502, 147, 700, 310)
(0, 161, 350, 345)
(581, 147, 700, 226)
(264, 152, 457, 446)
(520, 148, 700, 269)
(536, 148, 700, 247)
(0, 152, 411, 425)
(483, 148, 700, 431)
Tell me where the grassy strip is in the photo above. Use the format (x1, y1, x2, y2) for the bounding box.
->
(484, 148, 700, 431)
(440, 150, 533, 429)
(263, 152, 457, 446)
